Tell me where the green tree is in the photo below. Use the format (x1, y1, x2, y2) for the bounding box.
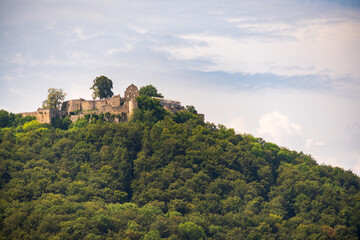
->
(185, 105, 197, 114)
(51, 116, 72, 130)
(90, 75, 114, 100)
(0, 110, 34, 128)
(42, 88, 66, 109)
(0, 110, 10, 128)
(1, 98, 360, 239)
(132, 95, 166, 123)
(178, 222, 206, 240)
(143, 230, 161, 240)
(139, 85, 163, 98)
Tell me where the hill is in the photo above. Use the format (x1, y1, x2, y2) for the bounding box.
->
(0, 99, 359, 239)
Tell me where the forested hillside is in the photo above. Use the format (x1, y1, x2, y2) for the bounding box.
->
(0, 98, 359, 239)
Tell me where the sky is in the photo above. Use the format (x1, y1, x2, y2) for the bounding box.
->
(0, 0, 359, 175)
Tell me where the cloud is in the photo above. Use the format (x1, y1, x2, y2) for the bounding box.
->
(255, 111, 329, 153)
(165, 15, 360, 78)
(305, 138, 326, 148)
(227, 18, 293, 37)
(73, 28, 104, 40)
(226, 115, 248, 133)
(256, 112, 302, 143)
(107, 44, 134, 55)
(158, 14, 360, 97)
(318, 155, 343, 168)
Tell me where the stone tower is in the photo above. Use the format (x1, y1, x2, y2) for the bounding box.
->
(124, 84, 139, 101)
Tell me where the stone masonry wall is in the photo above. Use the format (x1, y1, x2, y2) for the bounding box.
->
(62, 99, 81, 114)
(19, 83, 197, 124)
(37, 108, 66, 124)
(21, 112, 38, 118)
(93, 100, 104, 110)
(81, 101, 95, 112)
(63, 95, 122, 114)
(107, 94, 121, 107)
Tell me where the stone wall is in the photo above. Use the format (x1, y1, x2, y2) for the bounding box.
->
(21, 111, 38, 118)
(21, 109, 66, 124)
(153, 97, 183, 113)
(63, 95, 122, 114)
(93, 100, 104, 110)
(81, 101, 95, 112)
(107, 94, 121, 107)
(62, 99, 82, 114)
(19, 83, 199, 124)
(36, 108, 66, 124)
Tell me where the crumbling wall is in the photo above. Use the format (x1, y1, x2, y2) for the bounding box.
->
(37, 108, 66, 124)
(81, 101, 95, 111)
(21, 112, 37, 118)
(153, 97, 183, 113)
(62, 99, 82, 114)
(19, 83, 197, 125)
(94, 100, 105, 110)
(108, 95, 121, 107)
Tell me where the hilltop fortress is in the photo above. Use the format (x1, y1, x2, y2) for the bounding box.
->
(21, 84, 186, 124)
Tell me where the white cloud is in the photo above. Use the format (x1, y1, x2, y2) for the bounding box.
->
(255, 111, 327, 153)
(319, 155, 342, 168)
(257, 111, 302, 143)
(234, 21, 293, 34)
(226, 17, 258, 23)
(107, 44, 134, 55)
(66, 51, 89, 60)
(161, 16, 360, 82)
(129, 25, 149, 34)
(71, 28, 104, 41)
(226, 115, 248, 133)
(305, 138, 326, 148)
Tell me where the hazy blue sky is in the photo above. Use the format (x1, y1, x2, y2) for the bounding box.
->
(1, 0, 359, 175)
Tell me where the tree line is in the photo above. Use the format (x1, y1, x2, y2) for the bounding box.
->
(0, 85, 359, 239)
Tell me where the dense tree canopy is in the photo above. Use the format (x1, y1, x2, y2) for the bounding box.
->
(90, 75, 114, 100)
(0, 103, 359, 239)
(0, 110, 10, 128)
(132, 95, 167, 124)
(139, 85, 164, 98)
(41, 88, 66, 109)
(0, 109, 35, 128)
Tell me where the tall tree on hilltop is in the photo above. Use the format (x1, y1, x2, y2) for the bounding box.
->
(139, 85, 163, 98)
(42, 88, 66, 109)
(91, 75, 114, 99)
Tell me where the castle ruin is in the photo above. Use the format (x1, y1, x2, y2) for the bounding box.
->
(21, 84, 188, 124)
